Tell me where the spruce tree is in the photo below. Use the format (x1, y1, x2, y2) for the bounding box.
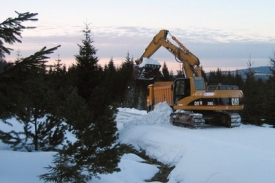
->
(101, 58, 119, 105)
(40, 24, 121, 182)
(207, 68, 223, 85)
(234, 70, 244, 89)
(161, 62, 173, 81)
(241, 60, 263, 125)
(74, 24, 102, 101)
(0, 12, 64, 150)
(119, 53, 136, 107)
(41, 87, 121, 182)
(161, 62, 169, 80)
(0, 12, 60, 122)
(266, 52, 275, 124)
(0, 12, 38, 58)
(0, 64, 66, 151)
(40, 152, 87, 183)
(200, 66, 208, 83)
(0, 59, 7, 73)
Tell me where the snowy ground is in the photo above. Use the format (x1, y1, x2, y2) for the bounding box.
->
(1, 102, 275, 183)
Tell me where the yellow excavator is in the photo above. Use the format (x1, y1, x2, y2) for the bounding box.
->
(133, 29, 244, 128)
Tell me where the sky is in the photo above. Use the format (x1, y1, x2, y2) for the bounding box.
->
(2, 0, 275, 72)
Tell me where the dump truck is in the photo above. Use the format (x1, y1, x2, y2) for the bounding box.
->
(134, 30, 244, 128)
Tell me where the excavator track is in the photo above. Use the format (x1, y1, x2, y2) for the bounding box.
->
(170, 110, 205, 128)
(224, 112, 242, 127)
(170, 110, 241, 128)
(204, 111, 241, 128)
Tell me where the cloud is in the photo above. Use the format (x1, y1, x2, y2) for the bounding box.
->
(5, 26, 274, 71)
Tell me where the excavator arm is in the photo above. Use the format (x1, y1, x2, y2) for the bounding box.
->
(134, 29, 202, 80)
(135, 30, 169, 65)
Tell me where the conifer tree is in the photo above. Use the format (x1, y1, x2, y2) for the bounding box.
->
(200, 66, 208, 83)
(40, 152, 87, 183)
(0, 59, 7, 73)
(0, 12, 60, 122)
(0, 12, 65, 152)
(41, 86, 121, 182)
(0, 63, 67, 151)
(47, 54, 69, 92)
(207, 68, 223, 84)
(241, 59, 263, 125)
(101, 58, 119, 105)
(234, 70, 244, 89)
(74, 24, 102, 101)
(161, 62, 170, 80)
(266, 52, 275, 124)
(119, 53, 136, 107)
(41, 24, 121, 182)
(0, 12, 38, 58)
(159, 62, 173, 81)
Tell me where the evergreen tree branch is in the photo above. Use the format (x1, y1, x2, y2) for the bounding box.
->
(0, 45, 61, 80)
(0, 11, 38, 58)
(0, 45, 60, 121)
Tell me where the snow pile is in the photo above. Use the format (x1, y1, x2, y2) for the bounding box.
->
(115, 107, 147, 130)
(140, 102, 173, 125)
(139, 57, 161, 67)
(117, 102, 172, 129)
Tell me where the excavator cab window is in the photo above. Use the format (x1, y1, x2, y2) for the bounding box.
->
(194, 77, 205, 90)
(174, 78, 190, 104)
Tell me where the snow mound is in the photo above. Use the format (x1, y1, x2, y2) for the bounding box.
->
(133, 102, 173, 126)
(139, 57, 161, 67)
(116, 102, 173, 130)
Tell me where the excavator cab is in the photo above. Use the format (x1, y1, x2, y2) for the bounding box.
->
(133, 58, 161, 80)
(173, 78, 191, 104)
(173, 77, 205, 104)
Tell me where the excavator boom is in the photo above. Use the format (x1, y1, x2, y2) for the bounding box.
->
(134, 29, 201, 80)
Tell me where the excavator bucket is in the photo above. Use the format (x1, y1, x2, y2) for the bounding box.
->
(133, 58, 161, 80)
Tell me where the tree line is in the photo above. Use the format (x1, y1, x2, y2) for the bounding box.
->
(0, 11, 274, 183)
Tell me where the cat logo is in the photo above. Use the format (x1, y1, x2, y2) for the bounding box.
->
(231, 98, 239, 105)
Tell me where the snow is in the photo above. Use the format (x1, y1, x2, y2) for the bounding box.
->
(139, 57, 161, 67)
(1, 102, 275, 183)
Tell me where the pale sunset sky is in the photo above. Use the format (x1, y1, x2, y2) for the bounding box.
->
(2, 0, 275, 72)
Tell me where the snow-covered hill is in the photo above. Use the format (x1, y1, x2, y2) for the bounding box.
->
(1, 102, 275, 183)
